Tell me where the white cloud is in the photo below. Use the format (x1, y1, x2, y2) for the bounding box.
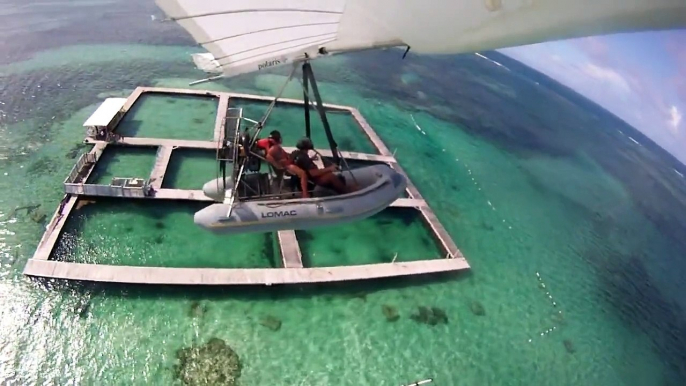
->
(669, 105, 682, 133)
(581, 63, 632, 94)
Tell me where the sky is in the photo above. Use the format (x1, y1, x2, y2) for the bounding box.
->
(499, 29, 686, 164)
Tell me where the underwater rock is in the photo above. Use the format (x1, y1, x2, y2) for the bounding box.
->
(381, 304, 400, 322)
(563, 339, 576, 354)
(155, 221, 165, 229)
(410, 306, 448, 326)
(189, 301, 207, 318)
(153, 235, 164, 244)
(470, 301, 486, 316)
(259, 315, 282, 331)
(174, 337, 241, 386)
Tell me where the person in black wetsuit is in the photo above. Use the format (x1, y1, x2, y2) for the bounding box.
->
(290, 137, 357, 194)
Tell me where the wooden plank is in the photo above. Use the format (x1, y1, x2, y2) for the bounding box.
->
(86, 137, 218, 149)
(32, 195, 78, 260)
(138, 86, 222, 98)
(153, 189, 213, 201)
(349, 108, 394, 157)
(390, 161, 462, 259)
(277, 230, 303, 268)
(85, 137, 396, 163)
(226, 92, 351, 112)
(391, 198, 426, 208)
(149, 146, 173, 189)
(23, 258, 469, 285)
(84, 186, 421, 208)
(214, 94, 229, 142)
(120, 87, 145, 112)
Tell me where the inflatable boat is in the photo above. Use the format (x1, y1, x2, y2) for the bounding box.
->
(194, 164, 406, 235)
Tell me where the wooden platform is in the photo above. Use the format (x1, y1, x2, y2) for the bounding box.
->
(278, 231, 303, 268)
(149, 146, 173, 190)
(86, 136, 396, 163)
(24, 258, 468, 285)
(23, 86, 470, 285)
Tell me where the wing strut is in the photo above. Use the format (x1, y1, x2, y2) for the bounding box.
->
(301, 61, 339, 165)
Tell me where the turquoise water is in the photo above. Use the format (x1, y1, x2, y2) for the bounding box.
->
(298, 208, 442, 267)
(1, 3, 686, 384)
(86, 146, 157, 184)
(53, 199, 278, 269)
(162, 148, 219, 190)
(116, 93, 218, 140)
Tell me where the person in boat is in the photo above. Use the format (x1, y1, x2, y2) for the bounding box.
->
(291, 137, 358, 194)
(255, 130, 280, 152)
(255, 130, 310, 197)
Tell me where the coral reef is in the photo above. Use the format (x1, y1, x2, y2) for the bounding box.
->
(174, 338, 242, 386)
(410, 306, 448, 326)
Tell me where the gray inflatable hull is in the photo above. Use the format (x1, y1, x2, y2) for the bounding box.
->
(194, 164, 407, 235)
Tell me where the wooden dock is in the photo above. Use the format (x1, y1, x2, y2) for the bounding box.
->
(23, 258, 468, 285)
(23, 86, 470, 285)
(350, 107, 463, 259)
(149, 146, 173, 189)
(278, 231, 303, 268)
(86, 136, 396, 164)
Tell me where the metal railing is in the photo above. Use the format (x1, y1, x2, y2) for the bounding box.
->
(64, 152, 98, 184)
(64, 182, 147, 198)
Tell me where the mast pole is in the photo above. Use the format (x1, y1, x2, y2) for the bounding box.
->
(302, 63, 311, 139)
(302, 62, 339, 165)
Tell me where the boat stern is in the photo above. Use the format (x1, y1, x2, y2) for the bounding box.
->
(202, 177, 233, 202)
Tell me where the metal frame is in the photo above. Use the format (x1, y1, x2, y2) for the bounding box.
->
(220, 62, 339, 201)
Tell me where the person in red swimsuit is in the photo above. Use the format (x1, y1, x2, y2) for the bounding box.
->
(255, 130, 280, 152)
(255, 130, 310, 197)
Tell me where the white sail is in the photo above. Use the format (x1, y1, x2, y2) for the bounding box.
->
(155, 0, 349, 77)
(156, 0, 686, 77)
